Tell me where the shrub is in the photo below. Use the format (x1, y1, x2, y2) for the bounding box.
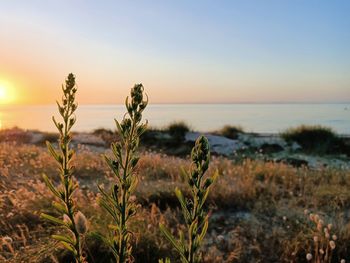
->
(98, 84, 148, 262)
(281, 125, 341, 154)
(92, 128, 117, 145)
(160, 135, 218, 263)
(217, 125, 244, 139)
(166, 121, 190, 142)
(40, 73, 87, 263)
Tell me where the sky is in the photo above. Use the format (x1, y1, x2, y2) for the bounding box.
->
(0, 0, 349, 105)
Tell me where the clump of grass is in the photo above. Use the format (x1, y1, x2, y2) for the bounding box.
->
(98, 84, 148, 262)
(92, 128, 117, 146)
(166, 121, 190, 142)
(303, 211, 342, 263)
(217, 125, 244, 139)
(40, 73, 88, 263)
(160, 135, 218, 263)
(281, 125, 342, 154)
(41, 132, 59, 143)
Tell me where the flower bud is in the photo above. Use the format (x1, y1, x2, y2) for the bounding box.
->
(74, 211, 88, 235)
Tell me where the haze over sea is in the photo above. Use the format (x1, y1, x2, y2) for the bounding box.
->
(1, 103, 349, 134)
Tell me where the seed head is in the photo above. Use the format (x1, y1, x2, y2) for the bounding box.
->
(129, 195, 137, 202)
(309, 213, 315, 221)
(2, 236, 13, 243)
(74, 211, 88, 235)
(332, 234, 337, 240)
(217, 235, 225, 243)
(306, 253, 312, 261)
(314, 214, 320, 223)
(329, 240, 336, 250)
(340, 259, 346, 263)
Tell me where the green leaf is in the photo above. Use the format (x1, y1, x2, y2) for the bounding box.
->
(179, 230, 185, 249)
(98, 185, 121, 213)
(199, 190, 209, 209)
(46, 142, 61, 163)
(111, 143, 122, 161)
(52, 235, 76, 245)
(197, 215, 209, 243)
(104, 155, 120, 176)
(212, 169, 219, 183)
(129, 176, 138, 193)
(52, 201, 67, 214)
(41, 213, 65, 226)
(180, 167, 189, 183)
(159, 224, 184, 256)
(189, 219, 198, 237)
(114, 120, 125, 144)
(175, 188, 191, 223)
(60, 241, 77, 255)
(159, 258, 171, 263)
(52, 116, 63, 135)
(42, 174, 60, 198)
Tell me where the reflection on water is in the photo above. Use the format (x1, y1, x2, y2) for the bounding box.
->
(0, 104, 349, 134)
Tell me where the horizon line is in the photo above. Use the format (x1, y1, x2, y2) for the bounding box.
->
(1, 101, 350, 107)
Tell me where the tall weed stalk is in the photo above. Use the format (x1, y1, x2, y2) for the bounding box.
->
(41, 73, 87, 262)
(160, 135, 218, 263)
(98, 84, 148, 262)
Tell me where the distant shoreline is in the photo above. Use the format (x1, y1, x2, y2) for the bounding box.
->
(0, 104, 349, 134)
(0, 127, 349, 171)
(1, 102, 350, 107)
(1, 126, 350, 137)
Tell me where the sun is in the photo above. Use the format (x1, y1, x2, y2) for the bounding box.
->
(0, 86, 7, 100)
(0, 81, 16, 104)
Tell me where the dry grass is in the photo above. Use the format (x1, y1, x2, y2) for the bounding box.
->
(1, 141, 350, 262)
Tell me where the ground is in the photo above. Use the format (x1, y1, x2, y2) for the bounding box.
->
(0, 128, 350, 262)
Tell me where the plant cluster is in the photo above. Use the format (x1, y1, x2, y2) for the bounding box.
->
(41, 73, 87, 263)
(160, 135, 218, 263)
(98, 84, 148, 262)
(166, 121, 190, 142)
(281, 125, 347, 155)
(304, 211, 344, 263)
(217, 125, 244, 140)
(40, 75, 217, 263)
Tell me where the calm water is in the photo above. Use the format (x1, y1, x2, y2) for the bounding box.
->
(0, 104, 349, 134)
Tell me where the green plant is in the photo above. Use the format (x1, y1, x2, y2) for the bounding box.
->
(41, 73, 88, 263)
(281, 125, 341, 154)
(218, 125, 244, 139)
(160, 135, 218, 263)
(167, 121, 190, 142)
(98, 84, 148, 262)
(159, 258, 171, 263)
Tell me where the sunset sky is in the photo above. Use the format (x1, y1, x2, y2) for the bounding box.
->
(0, 1, 349, 105)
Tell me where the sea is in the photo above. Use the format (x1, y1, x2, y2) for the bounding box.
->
(0, 104, 349, 135)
